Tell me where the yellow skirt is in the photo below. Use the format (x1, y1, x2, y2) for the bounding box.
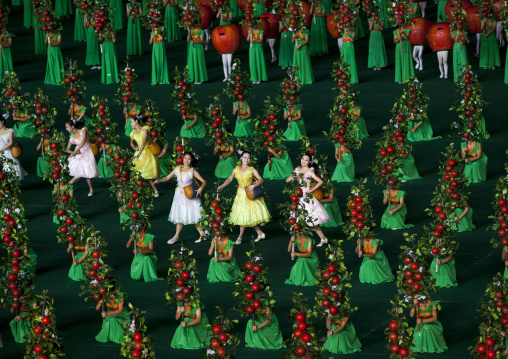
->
(229, 187, 271, 227)
(133, 148, 160, 179)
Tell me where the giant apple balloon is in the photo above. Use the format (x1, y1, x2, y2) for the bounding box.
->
(199, 3, 213, 29)
(259, 13, 282, 38)
(409, 17, 432, 45)
(241, 18, 270, 40)
(427, 22, 454, 52)
(465, 6, 481, 33)
(326, 12, 342, 38)
(212, 24, 242, 53)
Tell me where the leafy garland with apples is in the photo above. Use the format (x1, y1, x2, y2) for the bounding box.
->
(331, 58, 358, 96)
(333, 0, 358, 33)
(362, 0, 375, 17)
(180, 0, 203, 29)
(0, 1, 10, 29)
(448, 0, 467, 31)
(144, 0, 165, 32)
(206, 94, 232, 148)
(386, 295, 416, 359)
(166, 242, 200, 305)
(253, 97, 284, 154)
(60, 59, 86, 106)
(162, 136, 194, 170)
(114, 60, 139, 107)
(2, 71, 30, 117)
(224, 58, 252, 103)
(386, 0, 412, 27)
(488, 151, 508, 250)
(28, 88, 56, 136)
(171, 67, 201, 119)
(392, 77, 428, 127)
(89, 3, 115, 41)
(142, 99, 166, 146)
(90, 96, 119, 145)
(120, 305, 157, 359)
(280, 0, 305, 32)
(206, 307, 240, 359)
(34, 0, 61, 34)
(342, 178, 376, 241)
(199, 184, 234, 240)
(276, 67, 302, 110)
(478, 0, 500, 22)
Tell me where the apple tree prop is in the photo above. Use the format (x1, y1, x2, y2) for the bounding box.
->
(276, 67, 301, 110)
(342, 178, 376, 244)
(392, 77, 428, 128)
(362, 0, 375, 17)
(205, 94, 232, 148)
(142, 99, 166, 149)
(42, 131, 72, 185)
(166, 242, 200, 305)
(171, 67, 201, 120)
(253, 97, 284, 168)
(489, 151, 508, 250)
(143, 0, 165, 31)
(387, 0, 413, 27)
(28, 88, 56, 136)
(447, 0, 468, 31)
(1, 71, 30, 118)
(331, 58, 359, 97)
(200, 183, 234, 240)
(280, 0, 306, 32)
(332, 1, 358, 33)
(89, 1, 112, 38)
(478, 0, 499, 22)
(164, 136, 194, 170)
(180, 0, 204, 29)
(121, 305, 156, 359)
(33, 0, 59, 34)
(0, 2, 10, 29)
(224, 58, 252, 103)
(385, 295, 416, 359)
(60, 59, 86, 106)
(90, 96, 119, 146)
(205, 307, 240, 359)
(114, 60, 139, 108)
(116, 172, 155, 231)
(107, 145, 135, 195)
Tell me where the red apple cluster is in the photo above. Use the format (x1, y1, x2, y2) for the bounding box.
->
(477, 336, 497, 358)
(79, 0, 90, 10)
(112, 154, 130, 182)
(63, 75, 81, 103)
(335, 69, 350, 93)
(261, 113, 277, 147)
(243, 261, 263, 313)
(335, 3, 356, 32)
(362, 0, 375, 16)
(33, 102, 50, 134)
(441, 158, 460, 199)
(210, 325, 228, 357)
(208, 200, 225, 237)
(388, 320, 409, 356)
(122, 69, 135, 103)
(292, 312, 312, 358)
(347, 196, 365, 229)
(320, 265, 340, 312)
(131, 332, 144, 358)
(497, 198, 508, 246)
(233, 75, 246, 101)
(402, 256, 424, 295)
(90, 10, 109, 32)
(4, 86, 19, 110)
(146, 2, 162, 29)
(173, 260, 194, 302)
(176, 80, 190, 115)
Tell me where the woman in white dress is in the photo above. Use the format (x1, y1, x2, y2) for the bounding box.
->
(0, 116, 27, 180)
(154, 152, 207, 244)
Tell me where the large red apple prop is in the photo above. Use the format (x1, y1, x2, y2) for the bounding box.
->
(241, 18, 270, 40)
(326, 12, 342, 38)
(199, 3, 213, 30)
(409, 17, 432, 45)
(465, 6, 481, 33)
(427, 22, 454, 52)
(259, 13, 282, 38)
(212, 24, 242, 54)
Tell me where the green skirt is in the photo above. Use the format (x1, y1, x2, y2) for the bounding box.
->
(253, 2, 266, 16)
(180, 118, 206, 138)
(24, 0, 34, 28)
(165, 6, 181, 42)
(355, 15, 365, 39)
(407, 117, 441, 141)
(249, 42, 268, 82)
(125, 122, 133, 137)
(478, 115, 490, 139)
(101, 41, 119, 84)
(376, 0, 388, 24)
(436, 0, 446, 22)
(0, 47, 13, 73)
(127, 17, 144, 56)
(321, 197, 345, 227)
(368, 31, 387, 68)
(14, 121, 36, 138)
(279, 32, 294, 67)
(55, 0, 71, 16)
(464, 154, 487, 183)
(233, 118, 256, 137)
(284, 251, 319, 286)
(85, 28, 101, 66)
(504, 267, 508, 279)
(381, 203, 413, 229)
(231, 0, 242, 17)
(411, 320, 448, 353)
(152, 42, 170, 85)
(74, 10, 86, 41)
(430, 256, 458, 288)
(207, 256, 242, 283)
(110, 0, 125, 30)
(341, 42, 358, 83)
(453, 207, 475, 231)
(263, 151, 293, 180)
(187, 42, 208, 82)
(396, 154, 421, 181)
(131, 252, 162, 282)
(170, 312, 212, 349)
(452, 42, 468, 82)
(68, 251, 86, 281)
(479, 31, 500, 69)
(215, 156, 237, 178)
(159, 155, 171, 177)
(95, 309, 130, 343)
(331, 152, 355, 183)
(44, 46, 64, 85)
(98, 156, 114, 178)
(359, 251, 394, 284)
(34, 27, 47, 55)
(394, 40, 414, 83)
(245, 314, 284, 349)
(24, 248, 37, 275)
(309, 16, 328, 55)
(293, 45, 314, 84)
(9, 315, 31, 343)
(355, 117, 369, 139)
(323, 322, 362, 354)
(37, 156, 49, 177)
(282, 119, 307, 141)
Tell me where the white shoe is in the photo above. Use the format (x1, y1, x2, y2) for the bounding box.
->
(415, 63, 419, 69)
(88, 191, 94, 197)
(444, 73, 448, 79)
(439, 73, 443, 78)
(194, 82, 202, 85)
(255, 233, 266, 242)
(281, 67, 286, 69)
(168, 237, 178, 244)
(195, 235, 205, 243)
(392, 228, 398, 230)
(154, 191, 159, 198)
(316, 238, 328, 247)
(223, 78, 227, 82)
(204, 44, 209, 51)
(91, 66, 97, 70)
(97, 66, 102, 70)
(235, 237, 243, 245)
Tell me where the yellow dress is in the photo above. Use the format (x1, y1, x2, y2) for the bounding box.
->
(229, 167, 271, 227)
(130, 126, 160, 179)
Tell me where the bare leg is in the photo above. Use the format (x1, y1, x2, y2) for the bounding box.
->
(86, 178, 94, 194)
(236, 226, 246, 244)
(314, 225, 328, 246)
(268, 38, 277, 62)
(149, 179, 158, 195)
(204, 28, 210, 50)
(69, 176, 80, 185)
(194, 223, 205, 242)
(168, 223, 184, 244)
(413, 45, 423, 70)
(412, 46, 420, 68)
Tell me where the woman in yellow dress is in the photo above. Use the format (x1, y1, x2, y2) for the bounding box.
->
(129, 115, 161, 196)
(217, 150, 271, 244)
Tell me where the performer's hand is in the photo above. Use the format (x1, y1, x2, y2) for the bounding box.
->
(73, 261, 78, 266)
(101, 311, 107, 319)
(327, 330, 333, 336)
(252, 325, 257, 332)
(291, 252, 296, 258)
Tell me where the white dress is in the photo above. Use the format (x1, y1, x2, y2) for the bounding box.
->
(0, 129, 27, 180)
(168, 167, 203, 225)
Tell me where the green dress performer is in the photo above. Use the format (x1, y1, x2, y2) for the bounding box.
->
(24, 0, 35, 28)
(320, 187, 345, 227)
(435, 0, 447, 22)
(461, 140, 487, 184)
(207, 236, 242, 283)
(393, 25, 414, 83)
(357, 237, 394, 284)
(13, 108, 36, 138)
(171, 302, 212, 349)
(36, 138, 50, 177)
(331, 143, 355, 183)
(278, 21, 294, 68)
(98, 144, 116, 178)
(9, 296, 35, 343)
(34, 26, 47, 55)
(351, 105, 369, 139)
(452, 204, 475, 231)
(309, 1, 328, 55)
(368, 16, 387, 69)
(263, 146, 294, 180)
(74, 7, 86, 41)
(67, 241, 87, 281)
(180, 112, 206, 138)
(110, 0, 125, 30)
(407, 114, 441, 141)
(124, 102, 141, 137)
(231, 0, 242, 17)
(252, 0, 266, 17)
(451, 29, 468, 82)
(69, 103, 92, 127)
(214, 141, 237, 178)
(381, 188, 414, 229)
(282, 104, 307, 141)
(0, 32, 13, 73)
(101, 33, 120, 84)
(430, 253, 457, 288)
(248, 28, 268, 83)
(44, 32, 64, 85)
(374, 0, 388, 24)
(479, 19, 500, 69)
(285, 235, 319, 286)
(355, 13, 365, 39)
(95, 290, 129, 343)
(396, 145, 421, 181)
(245, 299, 284, 349)
(293, 29, 314, 84)
(165, 0, 181, 41)
(341, 30, 358, 83)
(410, 299, 448, 353)
(85, 17, 101, 67)
(128, 230, 162, 282)
(55, 0, 71, 17)
(150, 30, 170, 85)
(322, 315, 362, 354)
(187, 28, 208, 83)
(233, 101, 256, 137)
(126, 3, 144, 56)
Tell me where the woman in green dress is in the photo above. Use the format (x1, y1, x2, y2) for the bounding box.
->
(407, 113, 440, 142)
(67, 240, 88, 281)
(341, 28, 358, 83)
(323, 313, 362, 354)
(393, 25, 414, 83)
(285, 234, 319, 286)
(101, 30, 119, 84)
(44, 31, 64, 85)
(434, 0, 446, 21)
(214, 139, 237, 178)
(293, 28, 314, 84)
(13, 107, 36, 138)
(451, 28, 468, 82)
(127, 224, 161, 282)
(36, 137, 50, 177)
(0, 30, 13, 73)
(55, 0, 71, 16)
(124, 101, 142, 137)
(95, 284, 129, 343)
(381, 186, 413, 229)
(245, 298, 284, 349)
(24, 0, 35, 28)
(350, 104, 368, 139)
(110, 0, 125, 30)
(429, 247, 457, 288)
(282, 103, 307, 141)
(331, 142, 355, 183)
(98, 143, 115, 178)
(461, 139, 487, 184)
(479, 18, 500, 69)
(410, 297, 448, 353)
(69, 101, 92, 127)
(233, 100, 255, 137)
(9, 294, 36, 343)
(164, 0, 181, 41)
(34, 24, 47, 55)
(396, 143, 421, 181)
(74, 2, 86, 41)
(355, 234, 394, 284)
(368, 10, 387, 70)
(320, 185, 345, 227)
(207, 235, 242, 283)
(263, 145, 294, 180)
(353, 1, 365, 40)
(252, 0, 266, 16)
(180, 111, 206, 138)
(309, 0, 328, 56)
(451, 202, 474, 232)
(150, 29, 170, 85)
(187, 28, 208, 84)
(279, 18, 294, 69)
(375, 0, 388, 24)
(126, 1, 144, 56)
(171, 300, 211, 349)
(248, 26, 267, 84)
(84, 15, 101, 69)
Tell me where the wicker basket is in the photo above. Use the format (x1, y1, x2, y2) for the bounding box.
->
(11, 142, 22, 158)
(310, 182, 323, 200)
(148, 139, 162, 155)
(183, 181, 201, 199)
(89, 137, 99, 156)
